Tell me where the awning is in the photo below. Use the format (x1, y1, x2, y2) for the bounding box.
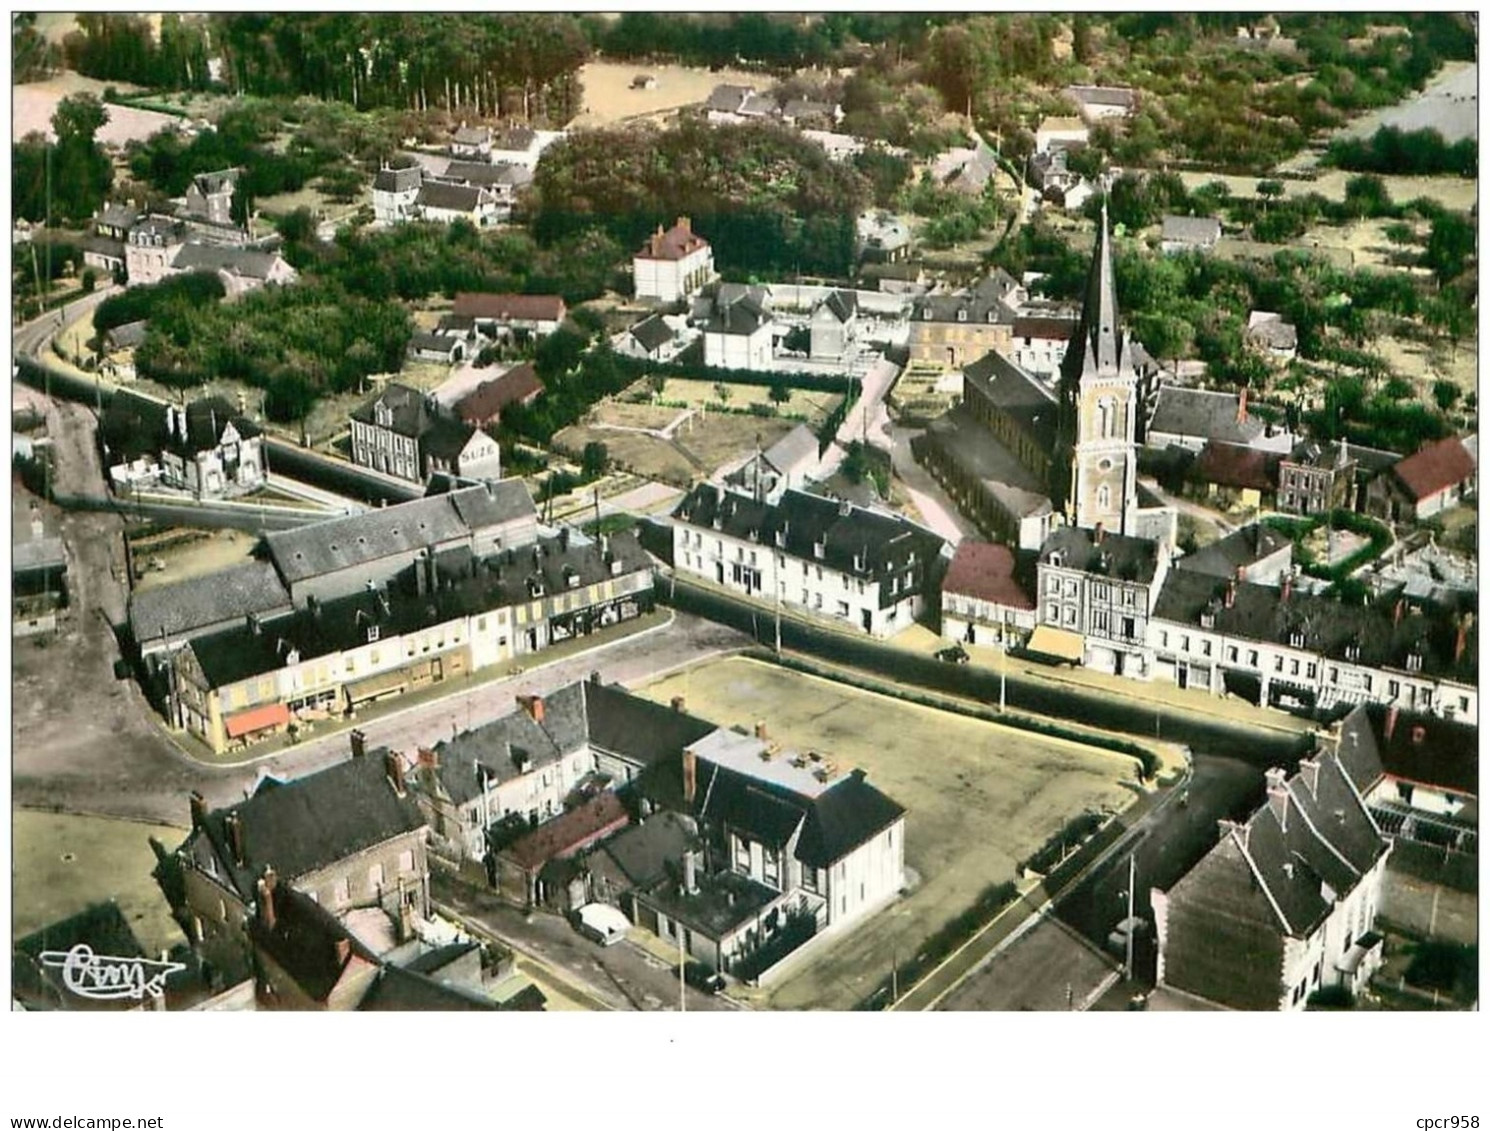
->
(1025, 625, 1085, 663)
(224, 702, 290, 739)
(346, 668, 409, 705)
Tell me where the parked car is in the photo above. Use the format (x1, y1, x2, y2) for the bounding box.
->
(678, 960, 726, 995)
(936, 643, 970, 664)
(573, 903, 630, 947)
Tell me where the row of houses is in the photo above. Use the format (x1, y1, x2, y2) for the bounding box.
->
(940, 521, 1478, 725)
(156, 669, 906, 999)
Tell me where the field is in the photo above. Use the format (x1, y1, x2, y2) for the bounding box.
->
(635, 656, 1138, 1010)
(14, 72, 179, 147)
(13, 808, 188, 957)
(1333, 60, 1478, 144)
(569, 60, 779, 129)
(652, 377, 841, 422)
(1177, 168, 1476, 212)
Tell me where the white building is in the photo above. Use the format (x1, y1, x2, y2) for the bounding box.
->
(633, 216, 716, 303)
(671, 484, 947, 639)
(373, 163, 424, 225)
(702, 286, 773, 370)
(940, 540, 1038, 648)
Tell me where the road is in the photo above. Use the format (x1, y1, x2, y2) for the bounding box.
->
(434, 875, 744, 1012)
(888, 421, 980, 545)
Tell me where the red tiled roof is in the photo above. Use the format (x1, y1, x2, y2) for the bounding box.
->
(1195, 441, 1278, 491)
(1011, 316, 1076, 341)
(940, 541, 1034, 609)
(454, 363, 544, 425)
(637, 217, 709, 261)
(452, 292, 566, 324)
(501, 793, 630, 873)
(1392, 437, 1474, 502)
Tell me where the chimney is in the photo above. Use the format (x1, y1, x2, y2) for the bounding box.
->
(1224, 579, 1236, 609)
(189, 791, 207, 830)
(1410, 725, 1426, 746)
(350, 729, 367, 759)
(257, 867, 278, 931)
(1393, 598, 1404, 625)
(682, 748, 698, 806)
(224, 811, 245, 867)
(1296, 758, 1320, 798)
(1094, 523, 1104, 545)
(671, 696, 686, 713)
(247, 612, 262, 636)
(1280, 575, 1292, 603)
(385, 749, 406, 797)
(530, 696, 545, 724)
(754, 720, 768, 741)
(684, 849, 698, 894)
(1454, 616, 1469, 664)
(1219, 817, 1249, 851)
(415, 554, 428, 596)
(679, 215, 691, 234)
(1384, 706, 1399, 741)
(1237, 387, 1248, 424)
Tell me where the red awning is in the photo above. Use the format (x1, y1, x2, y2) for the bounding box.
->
(224, 701, 290, 739)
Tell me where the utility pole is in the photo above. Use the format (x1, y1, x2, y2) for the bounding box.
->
(678, 928, 686, 1013)
(999, 634, 1007, 712)
(1125, 851, 1136, 981)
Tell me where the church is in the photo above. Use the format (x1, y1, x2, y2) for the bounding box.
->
(912, 205, 1174, 551)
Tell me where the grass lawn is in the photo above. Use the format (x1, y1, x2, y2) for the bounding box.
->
(13, 808, 187, 956)
(654, 377, 840, 423)
(556, 410, 803, 486)
(634, 656, 1137, 1010)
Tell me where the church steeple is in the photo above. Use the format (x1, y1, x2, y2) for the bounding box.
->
(1061, 198, 1126, 387)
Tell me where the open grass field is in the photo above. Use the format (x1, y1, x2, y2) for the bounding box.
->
(653, 377, 840, 423)
(556, 407, 802, 485)
(14, 72, 178, 147)
(1177, 168, 1476, 212)
(13, 808, 188, 956)
(569, 60, 777, 130)
(635, 656, 1138, 1009)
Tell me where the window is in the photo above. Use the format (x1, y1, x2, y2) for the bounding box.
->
(837, 601, 850, 617)
(1063, 606, 1077, 627)
(332, 876, 351, 906)
(1046, 602, 1059, 621)
(734, 836, 751, 873)
(398, 850, 415, 874)
(1274, 656, 1284, 673)
(1121, 616, 1136, 640)
(1201, 640, 1212, 657)
(368, 863, 384, 890)
(1097, 484, 1111, 511)
(1227, 646, 1239, 663)
(1160, 631, 1169, 648)
(1248, 650, 1259, 666)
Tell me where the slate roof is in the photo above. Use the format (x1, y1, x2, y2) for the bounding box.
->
(188, 753, 426, 901)
(98, 202, 142, 231)
(941, 540, 1035, 608)
(593, 811, 700, 892)
(912, 282, 1019, 326)
(581, 679, 717, 769)
(1390, 437, 1475, 502)
(1148, 387, 1264, 446)
(191, 168, 239, 196)
(452, 126, 491, 146)
(172, 244, 285, 281)
(373, 164, 423, 193)
(782, 98, 837, 121)
(416, 182, 491, 213)
(1194, 441, 1280, 492)
(674, 484, 945, 607)
(197, 530, 648, 688)
(1041, 524, 1160, 583)
(350, 382, 438, 439)
(704, 289, 769, 336)
(453, 292, 565, 324)
(263, 481, 536, 584)
(1161, 215, 1222, 245)
(442, 160, 532, 188)
(964, 350, 1058, 451)
(819, 289, 858, 323)
(629, 314, 674, 353)
(1246, 311, 1298, 351)
(1152, 570, 1477, 683)
(1173, 523, 1290, 580)
(107, 319, 149, 350)
(82, 235, 125, 261)
(453, 363, 543, 425)
(705, 84, 755, 113)
(249, 884, 374, 1003)
(358, 963, 498, 1011)
(129, 559, 292, 645)
(1364, 705, 1477, 796)
(408, 331, 462, 355)
(490, 126, 538, 152)
(917, 405, 1053, 519)
(762, 423, 821, 477)
(1065, 84, 1136, 110)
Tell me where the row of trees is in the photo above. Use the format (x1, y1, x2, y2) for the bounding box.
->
(62, 14, 214, 91)
(1325, 126, 1477, 178)
(532, 120, 868, 278)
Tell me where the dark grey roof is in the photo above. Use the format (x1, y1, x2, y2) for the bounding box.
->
(1039, 524, 1159, 583)
(1362, 705, 1477, 797)
(417, 182, 490, 213)
(584, 679, 717, 769)
(912, 282, 1019, 326)
(172, 244, 284, 280)
(195, 531, 649, 689)
(1148, 386, 1264, 446)
(782, 99, 837, 121)
(452, 126, 490, 146)
(248, 885, 371, 1003)
(593, 811, 699, 892)
(629, 313, 673, 352)
(1059, 204, 1135, 387)
(82, 235, 126, 260)
(917, 405, 1053, 519)
(107, 319, 149, 350)
(964, 350, 1058, 452)
(705, 289, 769, 336)
(129, 559, 292, 645)
(705, 84, 755, 113)
(358, 963, 498, 1011)
(1152, 571, 1477, 683)
(191, 168, 239, 195)
(14, 901, 145, 1009)
(98, 202, 141, 230)
(820, 289, 858, 323)
(263, 481, 535, 584)
(491, 126, 538, 151)
(674, 485, 945, 608)
(373, 164, 423, 193)
(1174, 523, 1290, 580)
(763, 423, 820, 476)
(425, 701, 564, 808)
(409, 331, 462, 355)
(188, 753, 426, 900)
(442, 160, 532, 188)
(795, 770, 905, 868)
(638, 868, 781, 940)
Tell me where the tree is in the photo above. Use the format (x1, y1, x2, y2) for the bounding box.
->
(1256, 179, 1285, 211)
(48, 93, 113, 223)
(580, 440, 609, 480)
(714, 382, 732, 404)
(1425, 212, 1475, 286)
(769, 380, 791, 405)
(1431, 379, 1461, 413)
(647, 371, 667, 400)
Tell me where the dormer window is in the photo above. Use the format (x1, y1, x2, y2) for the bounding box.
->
(957, 308, 968, 322)
(774, 529, 786, 548)
(1406, 652, 1423, 673)
(813, 540, 826, 560)
(1200, 612, 1214, 630)
(1345, 643, 1361, 662)
(1288, 630, 1304, 648)
(367, 624, 381, 644)
(922, 308, 932, 320)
